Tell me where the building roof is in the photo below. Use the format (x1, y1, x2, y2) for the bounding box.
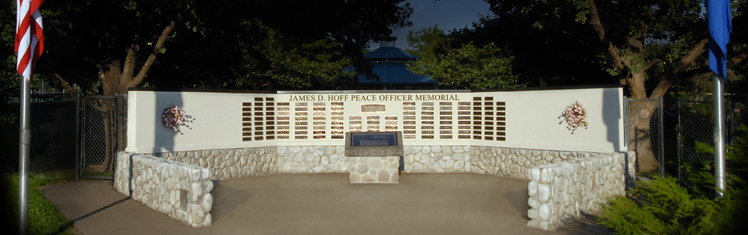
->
(347, 43, 436, 86)
(355, 62, 436, 85)
(364, 46, 420, 60)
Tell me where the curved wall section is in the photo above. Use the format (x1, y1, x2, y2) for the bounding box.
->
(126, 87, 625, 154)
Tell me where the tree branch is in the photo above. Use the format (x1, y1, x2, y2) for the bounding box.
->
(730, 54, 747, 65)
(627, 36, 645, 53)
(54, 73, 80, 96)
(129, 20, 176, 88)
(101, 61, 121, 95)
(588, 0, 627, 71)
(676, 53, 747, 81)
(642, 58, 662, 72)
(678, 66, 712, 79)
(649, 38, 708, 99)
(121, 44, 139, 85)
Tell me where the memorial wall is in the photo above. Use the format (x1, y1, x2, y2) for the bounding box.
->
(119, 85, 630, 230)
(126, 86, 625, 154)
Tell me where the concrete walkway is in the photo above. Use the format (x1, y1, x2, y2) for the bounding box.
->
(40, 173, 612, 235)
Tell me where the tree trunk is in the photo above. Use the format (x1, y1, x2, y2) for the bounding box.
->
(61, 21, 176, 174)
(83, 98, 117, 174)
(628, 100, 660, 173)
(626, 71, 661, 173)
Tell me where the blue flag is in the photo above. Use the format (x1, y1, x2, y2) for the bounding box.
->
(708, 0, 732, 79)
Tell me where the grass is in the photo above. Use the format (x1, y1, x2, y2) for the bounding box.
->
(1, 171, 78, 235)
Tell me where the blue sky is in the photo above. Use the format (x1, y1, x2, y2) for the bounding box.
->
(372, 0, 492, 50)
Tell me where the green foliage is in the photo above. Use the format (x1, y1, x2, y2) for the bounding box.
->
(600, 124, 748, 234)
(1, 0, 413, 93)
(405, 25, 450, 61)
(450, 14, 612, 87)
(2, 172, 76, 235)
(599, 177, 719, 235)
(236, 20, 355, 90)
(477, 0, 748, 96)
(599, 177, 720, 234)
(407, 42, 521, 90)
(1, 4, 20, 124)
(598, 194, 668, 234)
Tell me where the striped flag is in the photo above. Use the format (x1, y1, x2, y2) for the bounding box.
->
(15, 0, 44, 81)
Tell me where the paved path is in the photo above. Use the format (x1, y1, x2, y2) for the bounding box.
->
(40, 173, 612, 235)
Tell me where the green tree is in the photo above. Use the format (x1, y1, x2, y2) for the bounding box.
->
(450, 14, 611, 87)
(480, 0, 748, 172)
(1, 3, 20, 124)
(35, 0, 198, 96)
(1, 0, 413, 172)
(235, 19, 355, 90)
(1, 0, 413, 94)
(133, 0, 413, 90)
(408, 42, 520, 89)
(405, 25, 450, 61)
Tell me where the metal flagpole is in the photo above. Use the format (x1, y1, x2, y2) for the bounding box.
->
(707, 0, 731, 198)
(713, 76, 726, 197)
(16, 1, 46, 232)
(19, 77, 31, 235)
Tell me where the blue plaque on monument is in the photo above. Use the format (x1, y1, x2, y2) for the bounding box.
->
(350, 132, 397, 146)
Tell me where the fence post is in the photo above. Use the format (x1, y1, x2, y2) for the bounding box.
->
(624, 97, 629, 152)
(677, 98, 682, 182)
(75, 94, 81, 182)
(659, 96, 665, 178)
(113, 96, 118, 181)
(729, 99, 736, 147)
(81, 97, 87, 179)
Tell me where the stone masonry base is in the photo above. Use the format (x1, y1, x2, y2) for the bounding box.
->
(120, 146, 635, 230)
(348, 156, 400, 184)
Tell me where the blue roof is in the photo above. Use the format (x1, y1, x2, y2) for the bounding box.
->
(353, 62, 436, 85)
(344, 44, 436, 85)
(364, 47, 420, 60)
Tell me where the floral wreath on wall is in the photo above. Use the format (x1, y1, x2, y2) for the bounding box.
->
(162, 105, 194, 134)
(558, 101, 588, 134)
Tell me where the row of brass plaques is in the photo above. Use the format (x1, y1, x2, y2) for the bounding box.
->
(243, 97, 506, 142)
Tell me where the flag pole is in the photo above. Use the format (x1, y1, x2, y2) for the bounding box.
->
(15, 0, 45, 232)
(713, 75, 726, 198)
(19, 77, 31, 235)
(707, 0, 731, 198)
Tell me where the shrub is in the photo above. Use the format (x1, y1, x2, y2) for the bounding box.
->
(598, 177, 720, 234)
(599, 125, 748, 234)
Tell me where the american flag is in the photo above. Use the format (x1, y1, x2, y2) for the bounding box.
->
(15, 0, 44, 81)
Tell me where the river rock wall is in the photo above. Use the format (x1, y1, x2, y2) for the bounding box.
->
(525, 151, 636, 230)
(114, 152, 214, 227)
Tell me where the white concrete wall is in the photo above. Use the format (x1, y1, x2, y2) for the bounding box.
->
(126, 91, 275, 153)
(474, 88, 625, 153)
(126, 87, 624, 154)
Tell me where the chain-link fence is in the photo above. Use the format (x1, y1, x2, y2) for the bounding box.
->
(675, 97, 739, 183)
(80, 95, 127, 179)
(626, 98, 664, 178)
(1, 94, 78, 176)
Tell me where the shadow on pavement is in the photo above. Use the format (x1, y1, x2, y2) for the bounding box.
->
(52, 197, 129, 234)
(503, 187, 530, 220)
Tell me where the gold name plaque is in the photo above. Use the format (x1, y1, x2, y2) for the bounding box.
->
(361, 104, 385, 113)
